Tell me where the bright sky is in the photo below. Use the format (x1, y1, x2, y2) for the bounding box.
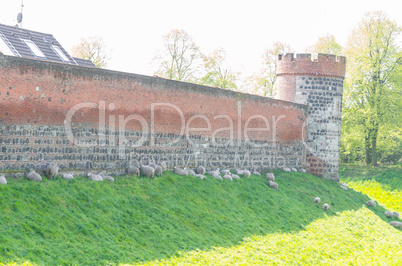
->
(1, 0, 401, 76)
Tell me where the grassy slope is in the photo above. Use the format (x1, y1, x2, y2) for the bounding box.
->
(0, 167, 401, 265)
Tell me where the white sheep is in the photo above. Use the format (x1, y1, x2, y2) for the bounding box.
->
(314, 197, 321, 204)
(154, 165, 163, 177)
(223, 173, 233, 181)
(268, 180, 278, 191)
(208, 169, 220, 176)
(340, 185, 348, 191)
(366, 200, 376, 207)
(127, 166, 140, 177)
(385, 211, 393, 217)
(188, 170, 196, 176)
(211, 172, 223, 180)
(27, 169, 42, 182)
(299, 169, 307, 173)
(194, 174, 207, 180)
(140, 165, 155, 178)
(159, 161, 167, 172)
(173, 167, 188, 176)
(221, 169, 231, 175)
(291, 167, 297, 172)
(0, 175, 7, 185)
(389, 221, 402, 228)
(252, 170, 261, 176)
(340, 183, 349, 188)
(45, 164, 59, 179)
(323, 203, 330, 211)
(62, 173, 74, 180)
(87, 173, 103, 181)
(242, 170, 251, 178)
(197, 166, 206, 175)
(266, 173, 275, 182)
(393, 212, 400, 219)
(99, 172, 114, 182)
(148, 162, 157, 169)
(231, 174, 240, 180)
(283, 167, 291, 172)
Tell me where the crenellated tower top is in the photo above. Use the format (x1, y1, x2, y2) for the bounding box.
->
(277, 53, 346, 79)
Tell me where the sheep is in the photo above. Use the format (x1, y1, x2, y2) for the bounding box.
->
(385, 211, 393, 218)
(340, 185, 348, 191)
(223, 173, 233, 181)
(62, 173, 74, 180)
(220, 169, 231, 175)
(140, 164, 155, 178)
(299, 169, 307, 173)
(323, 203, 330, 211)
(159, 161, 167, 172)
(252, 170, 261, 176)
(211, 172, 223, 180)
(389, 221, 402, 228)
(194, 174, 207, 180)
(154, 165, 163, 177)
(196, 166, 206, 175)
(291, 167, 297, 172)
(283, 167, 291, 172)
(235, 169, 251, 178)
(148, 162, 157, 169)
(26, 169, 42, 182)
(366, 200, 376, 207)
(208, 169, 220, 176)
(266, 173, 275, 182)
(99, 172, 114, 182)
(0, 175, 7, 185)
(173, 167, 188, 176)
(314, 197, 321, 204)
(45, 164, 59, 179)
(393, 212, 400, 219)
(87, 173, 103, 181)
(231, 174, 240, 180)
(340, 183, 349, 188)
(188, 169, 196, 176)
(127, 166, 140, 177)
(268, 180, 278, 191)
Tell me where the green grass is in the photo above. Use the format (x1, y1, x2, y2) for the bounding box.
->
(0, 167, 401, 265)
(340, 164, 402, 212)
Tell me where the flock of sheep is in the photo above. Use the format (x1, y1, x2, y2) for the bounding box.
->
(0, 163, 401, 229)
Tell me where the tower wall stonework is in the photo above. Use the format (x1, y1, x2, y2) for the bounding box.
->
(276, 53, 346, 180)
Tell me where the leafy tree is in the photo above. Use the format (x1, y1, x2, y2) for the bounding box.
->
(153, 29, 200, 81)
(247, 42, 292, 96)
(305, 34, 342, 57)
(199, 48, 239, 89)
(71, 36, 110, 68)
(343, 11, 402, 166)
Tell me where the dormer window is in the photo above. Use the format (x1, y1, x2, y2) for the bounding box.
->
(22, 39, 46, 58)
(52, 45, 70, 62)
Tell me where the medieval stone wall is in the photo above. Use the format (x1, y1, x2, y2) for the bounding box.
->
(0, 55, 307, 174)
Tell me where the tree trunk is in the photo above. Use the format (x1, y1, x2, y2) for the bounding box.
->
(371, 128, 379, 167)
(364, 133, 372, 165)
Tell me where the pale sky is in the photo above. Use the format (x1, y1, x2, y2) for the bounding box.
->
(1, 0, 401, 77)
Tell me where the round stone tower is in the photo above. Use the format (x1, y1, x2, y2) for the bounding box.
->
(276, 53, 346, 181)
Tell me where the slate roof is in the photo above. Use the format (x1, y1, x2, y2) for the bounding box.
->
(0, 23, 96, 68)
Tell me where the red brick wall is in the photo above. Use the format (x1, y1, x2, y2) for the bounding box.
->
(0, 55, 307, 172)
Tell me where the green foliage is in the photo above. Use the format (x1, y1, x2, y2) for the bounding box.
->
(199, 48, 239, 90)
(343, 11, 402, 166)
(305, 34, 343, 58)
(0, 169, 384, 265)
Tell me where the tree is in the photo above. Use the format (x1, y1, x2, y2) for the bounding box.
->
(199, 48, 239, 89)
(343, 11, 402, 166)
(247, 42, 292, 96)
(71, 36, 110, 68)
(305, 34, 342, 57)
(153, 29, 200, 82)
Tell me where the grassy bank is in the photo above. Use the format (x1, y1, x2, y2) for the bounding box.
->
(0, 167, 400, 265)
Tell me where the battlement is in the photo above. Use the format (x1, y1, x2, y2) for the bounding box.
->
(277, 53, 346, 78)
